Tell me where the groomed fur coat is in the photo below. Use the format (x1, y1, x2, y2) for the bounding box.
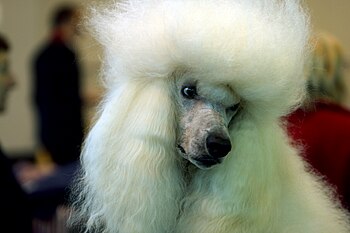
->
(70, 0, 350, 232)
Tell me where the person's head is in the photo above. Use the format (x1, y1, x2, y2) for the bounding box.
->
(51, 4, 81, 42)
(306, 32, 348, 104)
(0, 33, 15, 113)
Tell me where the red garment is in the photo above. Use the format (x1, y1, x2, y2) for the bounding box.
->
(286, 101, 350, 211)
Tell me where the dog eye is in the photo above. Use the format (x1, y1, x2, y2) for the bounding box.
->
(227, 103, 240, 128)
(181, 86, 197, 99)
(228, 103, 240, 113)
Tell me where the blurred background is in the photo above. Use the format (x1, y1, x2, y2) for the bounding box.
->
(0, 0, 102, 158)
(0, 0, 349, 232)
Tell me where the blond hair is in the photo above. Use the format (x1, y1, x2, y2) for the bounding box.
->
(307, 32, 346, 103)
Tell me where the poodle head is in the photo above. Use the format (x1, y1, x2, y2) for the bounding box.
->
(85, 0, 310, 169)
(71, 1, 312, 231)
(174, 72, 240, 169)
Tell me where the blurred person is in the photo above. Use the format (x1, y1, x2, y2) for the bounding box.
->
(0, 37, 14, 112)
(287, 32, 350, 211)
(0, 33, 33, 233)
(20, 3, 84, 224)
(32, 4, 84, 166)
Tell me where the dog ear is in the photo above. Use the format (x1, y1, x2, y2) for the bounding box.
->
(76, 79, 185, 232)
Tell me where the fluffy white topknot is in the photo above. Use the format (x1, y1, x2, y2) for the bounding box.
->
(87, 0, 310, 118)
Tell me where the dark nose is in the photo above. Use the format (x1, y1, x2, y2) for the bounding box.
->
(206, 134, 232, 158)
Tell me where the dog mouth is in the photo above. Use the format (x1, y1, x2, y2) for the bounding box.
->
(191, 157, 222, 169)
(177, 145, 222, 169)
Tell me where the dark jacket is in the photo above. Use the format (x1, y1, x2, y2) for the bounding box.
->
(32, 37, 84, 165)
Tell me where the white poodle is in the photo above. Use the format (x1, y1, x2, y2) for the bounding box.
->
(70, 0, 350, 232)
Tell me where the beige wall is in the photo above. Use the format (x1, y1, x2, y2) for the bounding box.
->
(306, 0, 350, 57)
(0, 0, 349, 156)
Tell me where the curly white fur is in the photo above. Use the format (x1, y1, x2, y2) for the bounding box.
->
(70, 0, 350, 232)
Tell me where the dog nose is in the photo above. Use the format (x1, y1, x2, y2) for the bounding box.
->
(206, 134, 232, 158)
